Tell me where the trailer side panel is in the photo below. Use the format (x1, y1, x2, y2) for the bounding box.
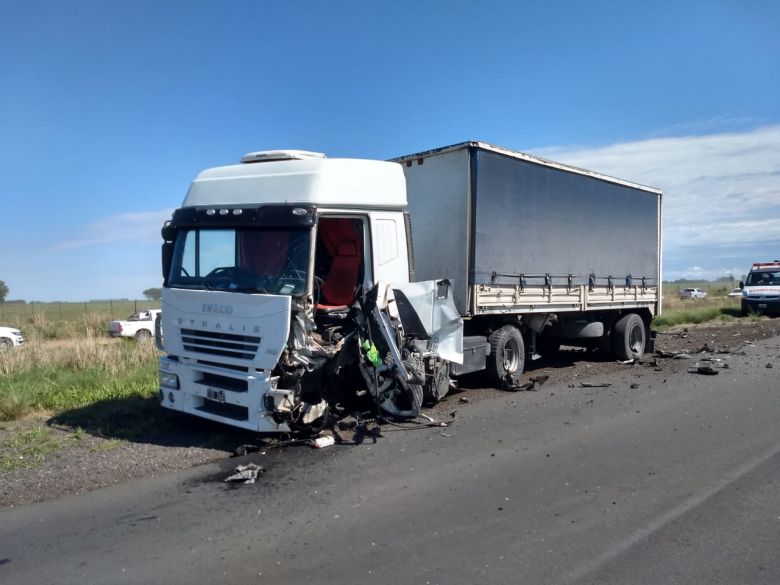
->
(472, 149, 660, 288)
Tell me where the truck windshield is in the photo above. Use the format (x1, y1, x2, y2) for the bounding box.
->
(745, 270, 779, 286)
(167, 227, 312, 296)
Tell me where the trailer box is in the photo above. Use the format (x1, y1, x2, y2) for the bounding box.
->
(393, 142, 662, 318)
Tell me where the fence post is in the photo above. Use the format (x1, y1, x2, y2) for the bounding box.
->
(110, 299, 113, 319)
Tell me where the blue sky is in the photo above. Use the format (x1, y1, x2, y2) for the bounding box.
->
(1, 0, 779, 301)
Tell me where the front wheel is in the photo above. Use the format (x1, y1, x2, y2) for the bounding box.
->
(612, 313, 646, 360)
(488, 325, 525, 384)
(0, 338, 12, 349)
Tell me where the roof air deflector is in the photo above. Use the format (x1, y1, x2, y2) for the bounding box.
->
(240, 150, 326, 164)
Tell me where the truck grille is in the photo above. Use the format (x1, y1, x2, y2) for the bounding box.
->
(180, 328, 261, 361)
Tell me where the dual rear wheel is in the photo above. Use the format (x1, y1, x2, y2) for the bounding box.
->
(487, 313, 648, 384)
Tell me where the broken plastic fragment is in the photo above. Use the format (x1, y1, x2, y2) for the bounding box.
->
(225, 463, 264, 484)
(361, 340, 382, 368)
(688, 365, 719, 375)
(311, 435, 336, 449)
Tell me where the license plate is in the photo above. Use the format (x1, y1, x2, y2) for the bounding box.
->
(207, 388, 225, 403)
(759, 304, 767, 309)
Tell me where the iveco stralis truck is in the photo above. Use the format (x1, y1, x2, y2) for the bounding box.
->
(158, 142, 662, 433)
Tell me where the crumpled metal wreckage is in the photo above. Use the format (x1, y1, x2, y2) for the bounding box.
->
(280, 280, 463, 430)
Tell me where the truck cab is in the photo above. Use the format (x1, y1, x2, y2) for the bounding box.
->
(158, 150, 461, 432)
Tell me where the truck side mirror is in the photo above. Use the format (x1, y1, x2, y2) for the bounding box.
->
(162, 242, 173, 283)
(739, 281, 744, 289)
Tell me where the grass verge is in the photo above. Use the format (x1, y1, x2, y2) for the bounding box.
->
(0, 337, 159, 423)
(0, 426, 62, 472)
(653, 306, 734, 329)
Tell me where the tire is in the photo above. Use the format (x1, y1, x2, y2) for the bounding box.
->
(488, 325, 525, 384)
(612, 313, 646, 360)
(0, 338, 12, 349)
(135, 329, 152, 341)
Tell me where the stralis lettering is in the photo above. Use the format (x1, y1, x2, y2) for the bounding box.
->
(177, 317, 260, 334)
(202, 303, 234, 315)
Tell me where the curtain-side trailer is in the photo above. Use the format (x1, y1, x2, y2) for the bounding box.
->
(394, 142, 661, 381)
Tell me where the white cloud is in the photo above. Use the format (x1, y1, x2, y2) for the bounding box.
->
(56, 209, 174, 249)
(533, 125, 780, 277)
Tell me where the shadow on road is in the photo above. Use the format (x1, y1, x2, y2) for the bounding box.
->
(48, 395, 263, 452)
(456, 346, 607, 390)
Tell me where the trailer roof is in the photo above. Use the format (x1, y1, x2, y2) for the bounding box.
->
(391, 141, 662, 195)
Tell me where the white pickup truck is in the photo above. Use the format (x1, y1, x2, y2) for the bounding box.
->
(108, 310, 161, 340)
(0, 326, 24, 348)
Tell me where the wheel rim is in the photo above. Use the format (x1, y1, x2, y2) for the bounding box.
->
(503, 338, 521, 372)
(628, 324, 644, 353)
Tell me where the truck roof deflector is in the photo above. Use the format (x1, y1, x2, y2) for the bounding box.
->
(240, 150, 326, 164)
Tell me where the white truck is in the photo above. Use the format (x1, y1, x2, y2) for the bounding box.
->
(157, 142, 662, 433)
(108, 310, 161, 340)
(740, 261, 780, 315)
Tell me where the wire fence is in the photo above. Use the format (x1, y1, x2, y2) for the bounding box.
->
(0, 299, 161, 325)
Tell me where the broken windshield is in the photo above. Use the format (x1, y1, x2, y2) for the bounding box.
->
(167, 227, 312, 296)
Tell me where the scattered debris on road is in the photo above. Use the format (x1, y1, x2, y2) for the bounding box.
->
(232, 444, 266, 458)
(225, 463, 264, 484)
(655, 350, 693, 359)
(580, 382, 612, 388)
(311, 435, 336, 449)
(503, 373, 550, 392)
(688, 365, 719, 376)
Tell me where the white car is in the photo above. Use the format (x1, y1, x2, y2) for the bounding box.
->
(727, 288, 742, 298)
(679, 288, 708, 299)
(0, 326, 24, 348)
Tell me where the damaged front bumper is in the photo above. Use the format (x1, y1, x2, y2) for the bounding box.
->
(159, 356, 295, 433)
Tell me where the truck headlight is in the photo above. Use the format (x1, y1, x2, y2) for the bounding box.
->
(741, 290, 748, 298)
(160, 371, 179, 389)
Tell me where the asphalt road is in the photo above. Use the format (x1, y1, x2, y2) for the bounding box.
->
(2, 336, 779, 584)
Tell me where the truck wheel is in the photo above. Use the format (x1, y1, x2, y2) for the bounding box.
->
(135, 329, 152, 341)
(0, 338, 12, 349)
(488, 325, 525, 383)
(612, 313, 646, 360)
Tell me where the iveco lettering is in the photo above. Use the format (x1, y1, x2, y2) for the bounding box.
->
(202, 303, 234, 315)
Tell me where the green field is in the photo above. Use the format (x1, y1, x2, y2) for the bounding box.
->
(0, 299, 160, 341)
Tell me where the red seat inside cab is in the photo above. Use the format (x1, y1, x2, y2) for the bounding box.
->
(316, 219, 363, 311)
